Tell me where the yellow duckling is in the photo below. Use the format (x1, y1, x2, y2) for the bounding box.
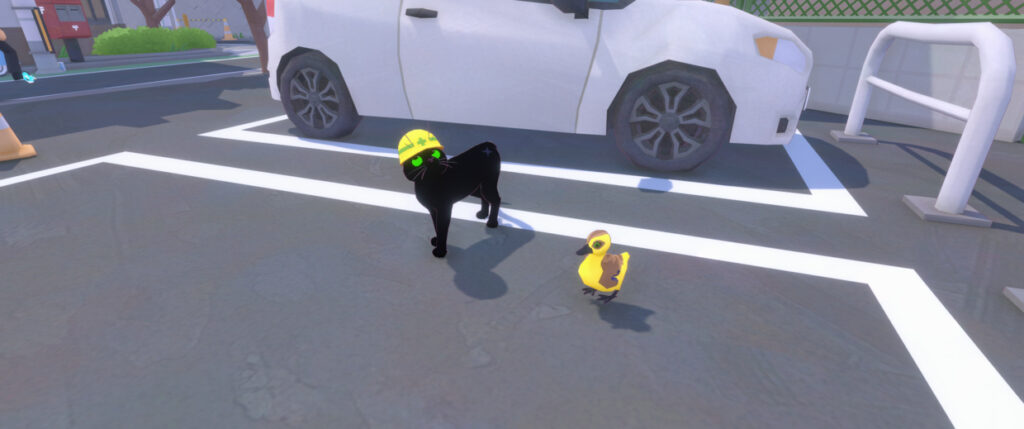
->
(576, 230, 629, 304)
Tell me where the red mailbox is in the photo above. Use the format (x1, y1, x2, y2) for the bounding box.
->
(35, 0, 92, 40)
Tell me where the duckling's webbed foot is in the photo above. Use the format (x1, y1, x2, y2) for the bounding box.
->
(597, 290, 618, 304)
(582, 287, 597, 296)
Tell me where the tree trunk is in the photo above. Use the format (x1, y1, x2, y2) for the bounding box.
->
(237, 0, 269, 74)
(129, 0, 177, 28)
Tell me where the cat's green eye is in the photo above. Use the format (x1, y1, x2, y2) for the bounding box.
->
(431, 149, 441, 159)
(411, 156, 423, 167)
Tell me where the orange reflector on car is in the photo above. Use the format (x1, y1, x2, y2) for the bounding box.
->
(755, 36, 778, 59)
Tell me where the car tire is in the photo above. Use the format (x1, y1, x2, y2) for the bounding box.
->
(609, 64, 735, 171)
(280, 52, 361, 139)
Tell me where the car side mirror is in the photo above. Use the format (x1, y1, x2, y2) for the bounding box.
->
(552, 0, 588, 19)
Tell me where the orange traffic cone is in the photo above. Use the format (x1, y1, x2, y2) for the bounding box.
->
(222, 19, 236, 41)
(0, 113, 37, 162)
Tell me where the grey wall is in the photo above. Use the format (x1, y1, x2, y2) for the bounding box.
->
(110, 0, 255, 41)
(0, 0, 17, 27)
(784, 23, 1024, 143)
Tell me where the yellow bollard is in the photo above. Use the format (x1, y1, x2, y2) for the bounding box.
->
(0, 113, 37, 162)
(182, 13, 189, 28)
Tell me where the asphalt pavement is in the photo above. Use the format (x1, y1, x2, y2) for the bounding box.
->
(0, 74, 1022, 428)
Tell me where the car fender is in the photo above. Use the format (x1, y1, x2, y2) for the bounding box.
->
(267, 0, 410, 120)
(576, 1, 812, 145)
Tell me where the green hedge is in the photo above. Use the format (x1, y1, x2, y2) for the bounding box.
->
(91, 27, 215, 55)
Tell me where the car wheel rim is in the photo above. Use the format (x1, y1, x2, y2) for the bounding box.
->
(289, 67, 341, 130)
(628, 82, 711, 161)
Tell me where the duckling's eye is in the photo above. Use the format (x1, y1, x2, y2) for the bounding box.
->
(431, 149, 441, 159)
(592, 241, 604, 249)
(411, 156, 423, 167)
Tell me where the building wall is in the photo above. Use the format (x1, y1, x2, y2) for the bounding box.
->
(785, 23, 1024, 143)
(0, 26, 35, 67)
(110, 0, 254, 41)
(2, 0, 36, 68)
(176, 0, 257, 41)
(0, 0, 18, 27)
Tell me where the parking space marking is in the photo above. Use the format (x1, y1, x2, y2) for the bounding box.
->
(200, 117, 867, 217)
(2, 151, 1017, 428)
(0, 156, 112, 188)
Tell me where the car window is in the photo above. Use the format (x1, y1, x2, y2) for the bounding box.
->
(56, 5, 87, 22)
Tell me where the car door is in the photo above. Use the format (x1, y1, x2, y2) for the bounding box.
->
(399, 0, 599, 133)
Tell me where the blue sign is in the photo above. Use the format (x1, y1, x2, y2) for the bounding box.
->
(0, 50, 7, 76)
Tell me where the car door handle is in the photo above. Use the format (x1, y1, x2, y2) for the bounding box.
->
(405, 8, 438, 18)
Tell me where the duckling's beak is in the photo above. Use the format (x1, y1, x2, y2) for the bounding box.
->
(576, 244, 592, 255)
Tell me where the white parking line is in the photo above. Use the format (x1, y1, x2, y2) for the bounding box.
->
(200, 116, 867, 217)
(1, 151, 1018, 428)
(0, 156, 111, 188)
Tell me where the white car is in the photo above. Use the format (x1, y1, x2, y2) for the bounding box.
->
(267, 0, 812, 171)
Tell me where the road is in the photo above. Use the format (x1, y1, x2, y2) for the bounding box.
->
(0, 70, 1022, 428)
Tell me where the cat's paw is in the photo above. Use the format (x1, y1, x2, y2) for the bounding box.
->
(432, 247, 447, 258)
(430, 237, 438, 246)
(476, 209, 489, 219)
(486, 219, 499, 228)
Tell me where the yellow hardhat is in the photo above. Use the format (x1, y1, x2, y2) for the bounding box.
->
(397, 129, 444, 164)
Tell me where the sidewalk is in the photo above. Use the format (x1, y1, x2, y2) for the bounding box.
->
(1, 43, 259, 81)
(0, 45, 263, 106)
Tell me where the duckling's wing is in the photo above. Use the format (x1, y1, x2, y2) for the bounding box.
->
(599, 254, 623, 288)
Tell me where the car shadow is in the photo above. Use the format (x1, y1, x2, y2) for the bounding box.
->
(881, 140, 1024, 234)
(273, 112, 852, 193)
(798, 109, 911, 128)
(446, 212, 535, 300)
(802, 135, 870, 190)
(590, 300, 654, 332)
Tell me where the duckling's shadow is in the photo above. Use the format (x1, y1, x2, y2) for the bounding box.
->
(446, 213, 535, 300)
(591, 300, 654, 332)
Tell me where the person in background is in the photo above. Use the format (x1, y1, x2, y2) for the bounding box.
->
(0, 28, 37, 84)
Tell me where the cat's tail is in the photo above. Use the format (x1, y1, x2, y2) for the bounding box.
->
(482, 141, 501, 170)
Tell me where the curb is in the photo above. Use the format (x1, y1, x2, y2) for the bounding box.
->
(81, 47, 223, 62)
(63, 48, 230, 71)
(0, 69, 265, 107)
(21, 47, 256, 75)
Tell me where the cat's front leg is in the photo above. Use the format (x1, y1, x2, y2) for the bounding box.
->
(432, 205, 452, 258)
(429, 208, 439, 247)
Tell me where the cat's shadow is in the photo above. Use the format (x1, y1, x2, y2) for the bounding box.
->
(446, 214, 535, 300)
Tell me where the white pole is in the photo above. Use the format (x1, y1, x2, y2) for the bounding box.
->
(835, 21, 1016, 223)
(102, 0, 125, 26)
(168, 5, 180, 29)
(843, 36, 896, 136)
(933, 24, 1015, 214)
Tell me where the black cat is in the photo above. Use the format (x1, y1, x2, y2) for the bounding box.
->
(402, 142, 502, 258)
